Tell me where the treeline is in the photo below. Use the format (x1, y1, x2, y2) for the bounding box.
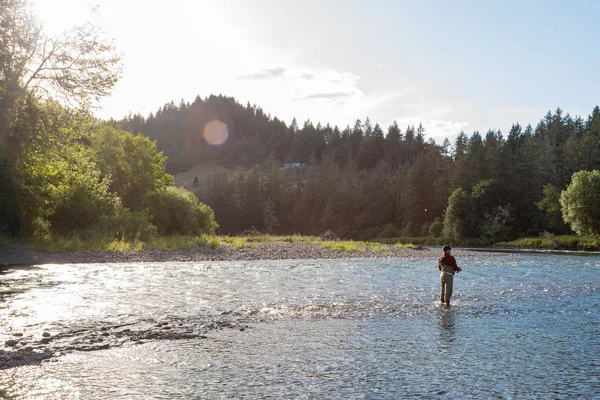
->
(0, 1, 216, 243)
(120, 96, 600, 243)
(3, 1, 598, 246)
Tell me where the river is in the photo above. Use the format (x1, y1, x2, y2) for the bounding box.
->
(1, 252, 599, 398)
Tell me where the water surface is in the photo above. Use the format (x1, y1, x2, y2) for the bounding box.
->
(1, 253, 599, 398)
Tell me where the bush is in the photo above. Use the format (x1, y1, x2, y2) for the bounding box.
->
(378, 223, 399, 238)
(147, 186, 218, 236)
(91, 125, 174, 211)
(46, 159, 123, 236)
(442, 188, 469, 242)
(428, 217, 443, 237)
(95, 208, 158, 241)
(560, 170, 600, 236)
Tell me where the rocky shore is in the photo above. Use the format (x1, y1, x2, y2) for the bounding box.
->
(0, 243, 485, 266)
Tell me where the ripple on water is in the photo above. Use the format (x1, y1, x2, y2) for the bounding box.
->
(1, 255, 599, 398)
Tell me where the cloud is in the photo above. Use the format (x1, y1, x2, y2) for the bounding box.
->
(299, 91, 356, 100)
(239, 67, 286, 80)
(395, 117, 469, 143)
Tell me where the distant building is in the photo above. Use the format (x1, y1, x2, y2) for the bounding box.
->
(283, 163, 306, 169)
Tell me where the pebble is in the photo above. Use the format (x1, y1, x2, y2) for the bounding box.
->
(0, 243, 491, 266)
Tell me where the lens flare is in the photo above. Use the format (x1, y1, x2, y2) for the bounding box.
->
(203, 120, 229, 145)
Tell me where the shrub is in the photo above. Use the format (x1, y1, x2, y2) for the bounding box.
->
(95, 208, 158, 241)
(428, 217, 443, 237)
(147, 186, 218, 236)
(442, 188, 469, 242)
(560, 170, 600, 236)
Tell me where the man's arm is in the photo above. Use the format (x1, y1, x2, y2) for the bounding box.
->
(451, 256, 462, 272)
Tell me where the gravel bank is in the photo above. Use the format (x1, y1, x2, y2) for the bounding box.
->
(0, 243, 491, 266)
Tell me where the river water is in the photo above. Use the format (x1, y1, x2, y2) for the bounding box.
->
(1, 253, 599, 398)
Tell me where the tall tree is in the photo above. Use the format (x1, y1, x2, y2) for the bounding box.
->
(0, 0, 121, 144)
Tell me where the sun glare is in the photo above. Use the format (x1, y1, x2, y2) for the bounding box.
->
(203, 120, 229, 145)
(32, 0, 91, 35)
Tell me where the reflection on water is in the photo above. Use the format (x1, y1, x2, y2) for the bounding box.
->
(437, 307, 456, 344)
(1, 254, 599, 398)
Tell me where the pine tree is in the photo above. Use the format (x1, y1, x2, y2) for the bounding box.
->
(263, 198, 279, 234)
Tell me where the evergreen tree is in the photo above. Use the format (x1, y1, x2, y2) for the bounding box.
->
(263, 198, 279, 234)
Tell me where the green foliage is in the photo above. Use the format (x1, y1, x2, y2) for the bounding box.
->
(536, 184, 569, 234)
(0, 144, 19, 235)
(376, 237, 446, 246)
(147, 186, 218, 236)
(560, 170, 600, 236)
(428, 217, 443, 237)
(537, 184, 562, 213)
(95, 209, 157, 242)
(91, 125, 174, 211)
(143, 235, 217, 250)
(469, 179, 512, 242)
(220, 236, 248, 249)
(378, 223, 399, 238)
(442, 188, 469, 242)
(0, 0, 121, 146)
(33, 234, 217, 253)
(15, 137, 121, 238)
(2, 2, 600, 252)
(45, 146, 122, 235)
(127, 97, 600, 245)
(263, 198, 279, 234)
(321, 240, 366, 252)
(496, 234, 599, 251)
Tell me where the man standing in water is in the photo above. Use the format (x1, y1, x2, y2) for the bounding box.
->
(439, 245, 462, 305)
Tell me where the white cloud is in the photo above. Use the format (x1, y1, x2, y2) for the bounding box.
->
(228, 66, 394, 127)
(395, 117, 468, 144)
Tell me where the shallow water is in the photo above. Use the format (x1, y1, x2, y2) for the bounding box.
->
(1, 254, 599, 398)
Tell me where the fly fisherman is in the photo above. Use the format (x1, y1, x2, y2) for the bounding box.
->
(439, 245, 462, 305)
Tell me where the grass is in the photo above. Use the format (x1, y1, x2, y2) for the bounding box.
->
(33, 233, 324, 253)
(375, 236, 446, 246)
(495, 235, 599, 251)
(32, 234, 219, 253)
(321, 240, 396, 253)
(322, 240, 366, 252)
(27, 232, 440, 254)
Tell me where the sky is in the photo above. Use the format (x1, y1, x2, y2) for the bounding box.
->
(33, 0, 600, 144)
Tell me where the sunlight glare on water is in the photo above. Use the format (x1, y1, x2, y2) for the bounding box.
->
(1, 254, 599, 398)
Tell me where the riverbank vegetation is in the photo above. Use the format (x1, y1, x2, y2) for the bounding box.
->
(120, 97, 600, 246)
(1, 2, 599, 252)
(31, 233, 404, 254)
(0, 1, 217, 247)
(496, 234, 599, 251)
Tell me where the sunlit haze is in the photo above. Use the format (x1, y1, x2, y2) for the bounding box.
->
(33, 0, 600, 143)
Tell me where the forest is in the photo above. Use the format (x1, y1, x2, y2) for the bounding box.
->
(119, 95, 600, 244)
(0, 0, 216, 246)
(1, 1, 599, 247)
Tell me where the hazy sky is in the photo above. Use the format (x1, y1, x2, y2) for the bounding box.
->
(33, 0, 600, 143)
